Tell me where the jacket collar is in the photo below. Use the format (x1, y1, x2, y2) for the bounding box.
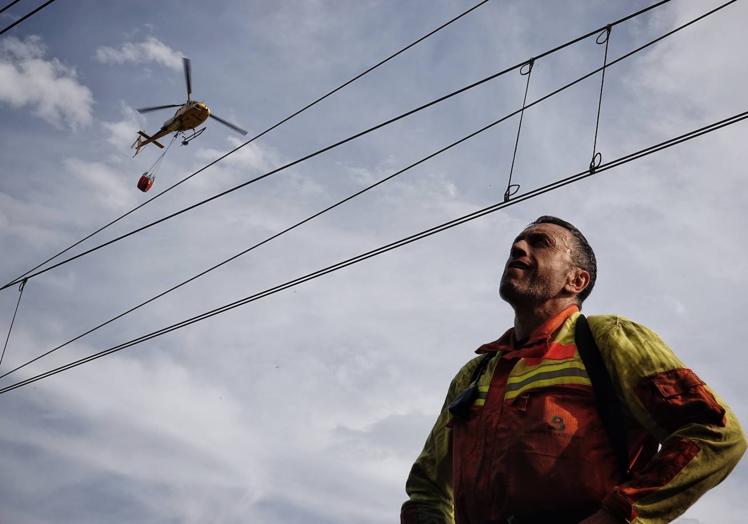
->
(477, 304, 580, 356)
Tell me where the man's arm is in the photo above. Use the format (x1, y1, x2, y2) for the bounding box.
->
(401, 358, 480, 524)
(589, 316, 747, 524)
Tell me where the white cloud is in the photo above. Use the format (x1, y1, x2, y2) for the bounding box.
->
(95, 36, 183, 70)
(194, 135, 279, 174)
(0, 351, 264, 524)
(101, 102, 146, 153)
(0, 35, 93, 129)
(63, 158, 137, 211)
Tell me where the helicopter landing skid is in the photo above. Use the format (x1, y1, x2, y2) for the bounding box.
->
(180, 127, 206, 146)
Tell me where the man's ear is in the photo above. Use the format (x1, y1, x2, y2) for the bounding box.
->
(566, 267, 590, 296)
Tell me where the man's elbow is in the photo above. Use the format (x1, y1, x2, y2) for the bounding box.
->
(717, 412, 747, 478)
(729, 423, 747, 467)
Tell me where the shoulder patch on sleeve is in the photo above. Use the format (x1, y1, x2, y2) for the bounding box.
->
(636, 368, 726, 433)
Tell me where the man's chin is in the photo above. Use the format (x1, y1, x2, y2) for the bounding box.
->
(500, 280, 541, 307)
(499, 281, 522, 304)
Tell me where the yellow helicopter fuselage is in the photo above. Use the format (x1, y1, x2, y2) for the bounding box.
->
(164, 101, 211, 133)
(161, 100, 210, 133)
(133, 101, 210, 155)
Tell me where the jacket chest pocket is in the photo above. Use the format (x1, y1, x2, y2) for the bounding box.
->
(503, 387, 616, 508)
(507, 388, 597, 460)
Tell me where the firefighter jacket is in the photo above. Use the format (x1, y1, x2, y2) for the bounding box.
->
(401, 306, 746, 524)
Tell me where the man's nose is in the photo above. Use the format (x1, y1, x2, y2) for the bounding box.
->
(510, 241, 528, 259)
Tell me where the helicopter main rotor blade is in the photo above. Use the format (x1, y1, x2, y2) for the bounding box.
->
(137, 104, 182, 114)
(209, 114, 248, 135)
(183, 57, 192, 101)
(135, 104, 182, 113)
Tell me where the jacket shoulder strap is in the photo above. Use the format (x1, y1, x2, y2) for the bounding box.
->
(448, 352, 496, 420)
(575, 314, 630, 476)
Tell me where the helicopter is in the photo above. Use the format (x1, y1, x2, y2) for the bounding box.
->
(132, 57, 247, 191)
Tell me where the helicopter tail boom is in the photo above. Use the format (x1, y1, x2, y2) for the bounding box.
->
(132, 130, 165, 157)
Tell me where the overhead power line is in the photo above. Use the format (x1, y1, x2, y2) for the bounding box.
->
(1, 0, 678, 291)
(1, 108, 745, 396)
(0, 0, 731, 381)
(4, 0, 490, 286)
(0, 0, 24, 15)
(0, 0, 58, 37)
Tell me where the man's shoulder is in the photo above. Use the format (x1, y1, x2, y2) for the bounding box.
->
(455, 353, 487, 377)
(583, 313, 677, 368)
(448, 353, 490, 392)
(584, 313, 654, 339)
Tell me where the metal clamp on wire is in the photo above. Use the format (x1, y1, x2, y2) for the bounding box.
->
(520, 58, 534, 76)
(596, 24, 612, 44)
(589, 152, 602, 173)
(504, 184, 521, 202)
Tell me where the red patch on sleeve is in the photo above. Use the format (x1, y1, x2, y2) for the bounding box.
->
(612, 436, 701, 504)
(636, 368, 726, 433)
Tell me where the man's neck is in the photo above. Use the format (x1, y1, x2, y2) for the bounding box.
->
(512, 299, 578, 342)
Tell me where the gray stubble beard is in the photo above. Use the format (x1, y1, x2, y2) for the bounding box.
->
(499, 270, 554, 309)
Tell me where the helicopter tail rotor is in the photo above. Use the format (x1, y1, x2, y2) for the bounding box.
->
(131, 130, 165, 157)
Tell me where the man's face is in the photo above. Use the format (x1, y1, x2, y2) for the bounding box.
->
(499, 223, 578, 307)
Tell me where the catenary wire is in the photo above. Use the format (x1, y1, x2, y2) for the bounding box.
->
(5, 0, 490, 285)
(0, 279, 26, 370)
(590, 25, 612, 171)
(0, 0, 731, 380)
(1, 109, 745, 396)
(0, 0, 58, 36)
(504, 59, 534, 202)
(0, 0, 23, 15)
(2, 0, 674, 291)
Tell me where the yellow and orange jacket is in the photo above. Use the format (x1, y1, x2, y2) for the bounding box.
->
(401, 306, 746, 524)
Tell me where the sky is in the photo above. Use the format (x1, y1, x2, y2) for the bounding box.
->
(0, 0, 746, 522)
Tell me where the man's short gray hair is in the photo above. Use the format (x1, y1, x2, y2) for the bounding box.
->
(528, 216, 597, 304)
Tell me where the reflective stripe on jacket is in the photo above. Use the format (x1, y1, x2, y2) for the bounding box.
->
(401, 307, 746, 524)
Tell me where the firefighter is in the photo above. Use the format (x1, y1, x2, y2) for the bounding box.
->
(401, 216, 746, 524)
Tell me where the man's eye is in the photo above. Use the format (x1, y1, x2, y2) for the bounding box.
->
(529, 235, 550, 246)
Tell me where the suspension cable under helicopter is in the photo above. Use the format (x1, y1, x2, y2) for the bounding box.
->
(137, 134, 179, 192)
